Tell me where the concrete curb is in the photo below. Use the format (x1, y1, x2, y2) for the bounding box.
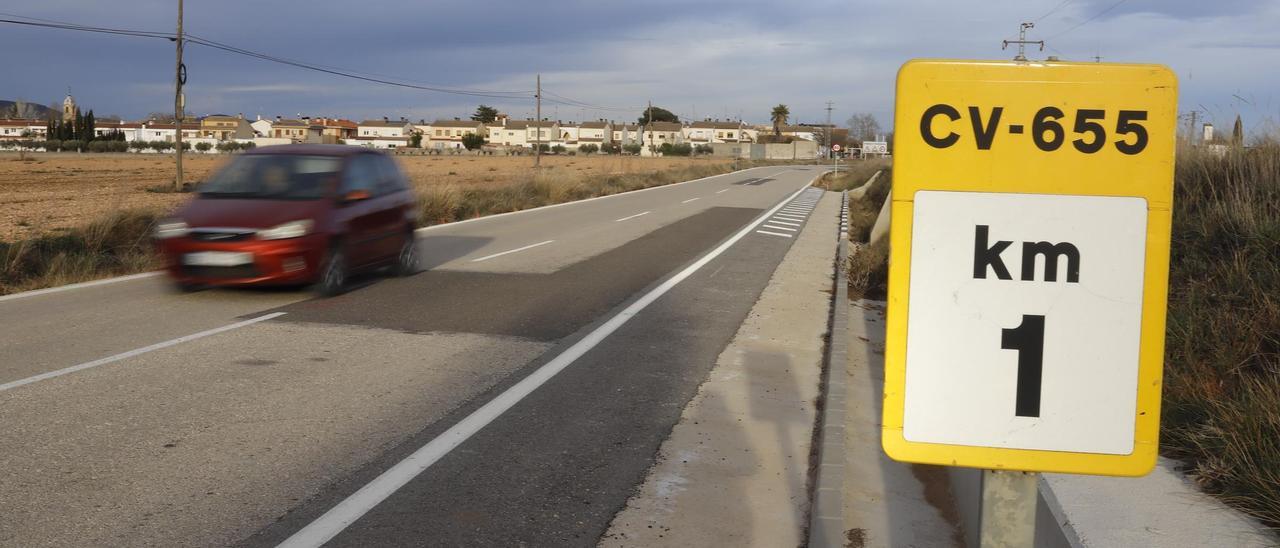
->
(808, 190, 850, 548)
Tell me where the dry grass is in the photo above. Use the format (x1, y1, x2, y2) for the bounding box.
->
(843, 168, 892, 300)
(0, 152, 734, 241)
(0, 209, 160, 294)
(1161, 144, 1280, 529)
(815, 158, 891, 191)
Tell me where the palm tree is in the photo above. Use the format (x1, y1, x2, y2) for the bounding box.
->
(771, 104, 790, 136)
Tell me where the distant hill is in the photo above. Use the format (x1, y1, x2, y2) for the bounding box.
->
(0, 100, 54, 119)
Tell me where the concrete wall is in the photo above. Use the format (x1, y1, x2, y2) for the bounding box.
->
(763, 141, 818, 160)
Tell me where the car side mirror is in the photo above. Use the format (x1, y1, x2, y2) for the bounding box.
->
(343, 189, 371, 202)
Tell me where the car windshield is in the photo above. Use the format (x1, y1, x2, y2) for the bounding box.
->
(199, 155, 342, 200)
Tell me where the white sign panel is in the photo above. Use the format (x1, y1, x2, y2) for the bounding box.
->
(902, 190, 1148, 455)
(863, 141, 888, 154)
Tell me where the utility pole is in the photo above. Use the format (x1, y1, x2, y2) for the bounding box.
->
(1002, 22, 1044, 61)
(173, 0, 185, 190)
(644, 100, 652, 156)
(535, 73, 541, 168)
(824, 101, 834, 159)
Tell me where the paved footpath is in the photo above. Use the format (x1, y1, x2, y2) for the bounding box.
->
(600, 189, 838, 547)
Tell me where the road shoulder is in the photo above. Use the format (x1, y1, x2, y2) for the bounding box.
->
(600, 191, 839, 547)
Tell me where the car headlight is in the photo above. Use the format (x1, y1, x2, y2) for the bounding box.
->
(258, 219, 313, 240)
(154, 219, 189, 239)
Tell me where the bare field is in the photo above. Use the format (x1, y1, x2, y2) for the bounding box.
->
(0, 152, 732, 241)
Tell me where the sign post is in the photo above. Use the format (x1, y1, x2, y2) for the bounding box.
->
(881, 60, 1177, 543)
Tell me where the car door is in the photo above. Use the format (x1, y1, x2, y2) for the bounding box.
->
(338, 154, 382, 267)
(371, 154, 412, 261)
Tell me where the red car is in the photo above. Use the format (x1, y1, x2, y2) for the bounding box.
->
(155, 144, 418, 296)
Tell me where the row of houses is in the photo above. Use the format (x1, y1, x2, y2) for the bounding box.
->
(1, 112, 836, 154)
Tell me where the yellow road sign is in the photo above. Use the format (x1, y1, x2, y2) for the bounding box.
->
(882, 59, 1177, 476)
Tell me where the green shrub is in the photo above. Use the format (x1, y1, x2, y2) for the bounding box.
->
(195, 142, 213, 152)
(578, 144, 599, 154)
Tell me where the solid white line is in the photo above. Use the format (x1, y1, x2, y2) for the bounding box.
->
(681, 198, 700, 204)
(275, 181, 816, 548)
(762, 224, 797, 232)
(614, 211, 651, 222)
(781, 208, 809, 214)
(756, 230, 793, 238)
(0, 312, 286, 393)
(773, 213, 806, 220)
(0, 272, 162, 303)
(470, 240, 555, 262)
(769, 219, 802, 227)
(716, 189, 731, 194)
(414, 166, 777, 234)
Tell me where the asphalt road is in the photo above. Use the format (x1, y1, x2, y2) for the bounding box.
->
(0, 164, 827, 547)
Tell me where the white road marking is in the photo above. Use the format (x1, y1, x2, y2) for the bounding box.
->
(0, 312, 286, 393)
(681, 197, 701, 204)
(414, 166, 774, 234)
(756, 230, 793, 238)
(275, 182, 816, 548)
(781, 209, 809, 214)
(768, 219, 802, 227)
(0, 272, 162, 304)
(614, 211, 651, 222)
(763, 224, 797, 232)
(773, 213, 806, 220)
(470, 240, 555, 262)
(716, 189, 731, 194)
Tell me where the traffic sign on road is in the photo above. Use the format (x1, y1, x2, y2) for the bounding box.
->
(881, 60, 1177, 476)
(832, 144, 841, 152)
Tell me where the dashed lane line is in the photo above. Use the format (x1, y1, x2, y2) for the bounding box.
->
(470, 240, 555, 262)
(0, 312, 287, 393)
(614, 211, 651, 222)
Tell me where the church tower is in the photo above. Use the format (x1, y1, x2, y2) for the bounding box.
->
(62, 90, 78, 123)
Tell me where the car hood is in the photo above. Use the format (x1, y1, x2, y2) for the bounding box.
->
(177, 197, 329, 230)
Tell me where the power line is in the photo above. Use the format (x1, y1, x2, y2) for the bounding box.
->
(0, 12, 534, 100)
(1, 10, 654, 115)
(1045, 0, 1130, 40)
(0, 15, 173, 40)
(1034, 0, 1072, 22)
(184, 34, 532, 99)
(540, 89, 643, 113)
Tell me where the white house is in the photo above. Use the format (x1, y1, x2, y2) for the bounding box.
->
(641, 121, 684, 151)
(686, 120, 746, 143)
(356, 119, 415, 138)
(0, 119, 46, 141)
(577, 121, 612, 149)
(611, 124, 640, 146)
(250, 117, 273, 137)
(488, 120, 558, 148)
(93, 121, 143, 141)
(140, 121, 201, 142)
(424, 119, 485, 149)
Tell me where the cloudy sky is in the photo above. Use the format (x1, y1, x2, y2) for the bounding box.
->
(3, 0, 1277, 135)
